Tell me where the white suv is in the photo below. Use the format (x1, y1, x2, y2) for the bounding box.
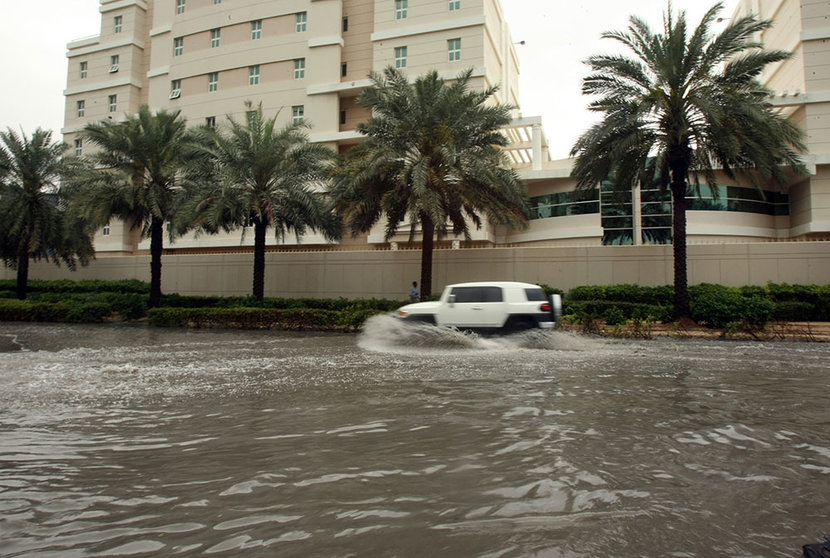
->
(395, 281, 562, 333)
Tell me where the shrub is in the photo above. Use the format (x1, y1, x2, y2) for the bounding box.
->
(0, 299, 71, 322)
(689, 283, 773, 328)
(567, 284, 674, 307)
(146, 306, 378, 331)
(0, 279, 150, 294)
(564, 300, 672, 323)
(66, 302, 112, 323)
(604, 306, 626, 326)
(772, 301, 815, 322)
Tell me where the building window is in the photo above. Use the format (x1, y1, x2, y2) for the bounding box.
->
(80, 61, 88, 79)
(205, 116, 216, 128)
(296, 12, 307, 32)
(108, 94, 117, 113)
(74, 139, 83, 157)
(340, 110, 346, 125)
(114, 15, 123, 33)
(395, 0, 408, 19)
(110, 54, 120, 73)
(342, 17, 349, 32)
(213, 0, 221, 3)
(395, 46, 407, 68)
(208, 72, 218, 92)
(294, 58, 305, 79)
(251, 20, 262, 40)
(449, 0, 460, 10)
(341, 62, 347, 77)
(174, 37, 183, 56)
(249, 65, 260, 85)
(210, 28, 220, 48)
(292, 105, 304, 125)
(448, 38, 461, 61)
(176, 0, 185, 14)
(102, 224, 110, 236)
(77, 100, 85, 117)
(170, 79, 181, 99)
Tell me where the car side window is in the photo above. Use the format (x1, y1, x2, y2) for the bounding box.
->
(451, 286, 503, 302)
(524, 288, 546, 301)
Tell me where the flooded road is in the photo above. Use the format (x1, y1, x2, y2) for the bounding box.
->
(1, 318, 828, 557)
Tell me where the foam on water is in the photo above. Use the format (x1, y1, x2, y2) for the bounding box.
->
(357, 314, 604, 354)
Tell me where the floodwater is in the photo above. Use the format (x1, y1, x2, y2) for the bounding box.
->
(0, 317, 828, 558)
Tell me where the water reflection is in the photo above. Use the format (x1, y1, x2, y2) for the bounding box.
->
(0, 319, 828, 557)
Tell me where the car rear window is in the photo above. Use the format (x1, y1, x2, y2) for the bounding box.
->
(451, 286, 503, 303)
(524, 288, 546, 301)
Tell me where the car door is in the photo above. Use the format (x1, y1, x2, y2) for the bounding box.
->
(438, 286, 505, 328)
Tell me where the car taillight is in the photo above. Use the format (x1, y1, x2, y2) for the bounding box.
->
(539, 303, 551, 312)
(397, 310, 407, 316)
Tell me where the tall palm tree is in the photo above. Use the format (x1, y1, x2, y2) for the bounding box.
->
(571, 2, 805, 318)
(0, 128, 94, 299)
(331, 67, 529, 298)
(183, 102, 340, 301)
(77, 106, 191, 308)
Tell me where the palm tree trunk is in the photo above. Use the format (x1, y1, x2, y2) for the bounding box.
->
(419, 213, 435, 299)
(253, 219, 267, 301)
(669, 145, 691, 319)
(15, 248, 29, 300)
(149, 217, 164, 309)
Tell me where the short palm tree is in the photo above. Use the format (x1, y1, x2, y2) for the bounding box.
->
(571, 2, 805, 318)
(331, 67, 529, 298)
(184, 102, 340, 301)
(77, 106, 191, 308)
(0, 128, 94, 299)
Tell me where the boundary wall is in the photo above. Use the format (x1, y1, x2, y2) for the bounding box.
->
(3, 243, 829, 298)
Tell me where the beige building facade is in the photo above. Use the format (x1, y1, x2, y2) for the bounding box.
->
(35, 0, 829, 295)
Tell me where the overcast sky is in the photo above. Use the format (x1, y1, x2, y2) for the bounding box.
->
(0, 0, 738, 160)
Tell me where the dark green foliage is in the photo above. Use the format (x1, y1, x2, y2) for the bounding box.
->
(767, 283, 830, 321)
(565, 300, 672, 323)
(568, 284, 674, 307)
(147, 306, 385, 330)
(688, 283, 773, 328)
(158, 294, 401, 313)
(0, 279, 150, 294)
(0, 299, 71, 322)
(772, 301, 815, 322)
(604, 306, 627, 326)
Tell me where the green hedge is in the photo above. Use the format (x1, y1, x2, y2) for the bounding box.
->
(567, 284, 675, 307)
(688, 283, 774, 328)
(564, 300, 673, 323)
(0, 299, 114, 323)
(147, 306, 383, 330)
(0, 279, 150, 294)
(158, 293, 402, 312)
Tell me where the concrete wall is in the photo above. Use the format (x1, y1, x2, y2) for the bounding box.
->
(5, 242, 829, 298)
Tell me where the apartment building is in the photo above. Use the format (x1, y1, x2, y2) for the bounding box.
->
(63, 0, 531, 254)
(62, 0, 829, 257)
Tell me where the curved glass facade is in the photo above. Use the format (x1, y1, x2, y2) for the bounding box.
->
(529, 184, 789, 245)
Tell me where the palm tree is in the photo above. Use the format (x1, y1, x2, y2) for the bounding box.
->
(571, 2, 805, 319)
(183, 102, 340, 301)
(0, 128, 94, 299)
(77, 106, 191, 308)
(331, 67, 529, 298)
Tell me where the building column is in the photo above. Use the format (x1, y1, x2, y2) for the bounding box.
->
(532, 123, 542, 171)
(633, 183, 642, 245)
